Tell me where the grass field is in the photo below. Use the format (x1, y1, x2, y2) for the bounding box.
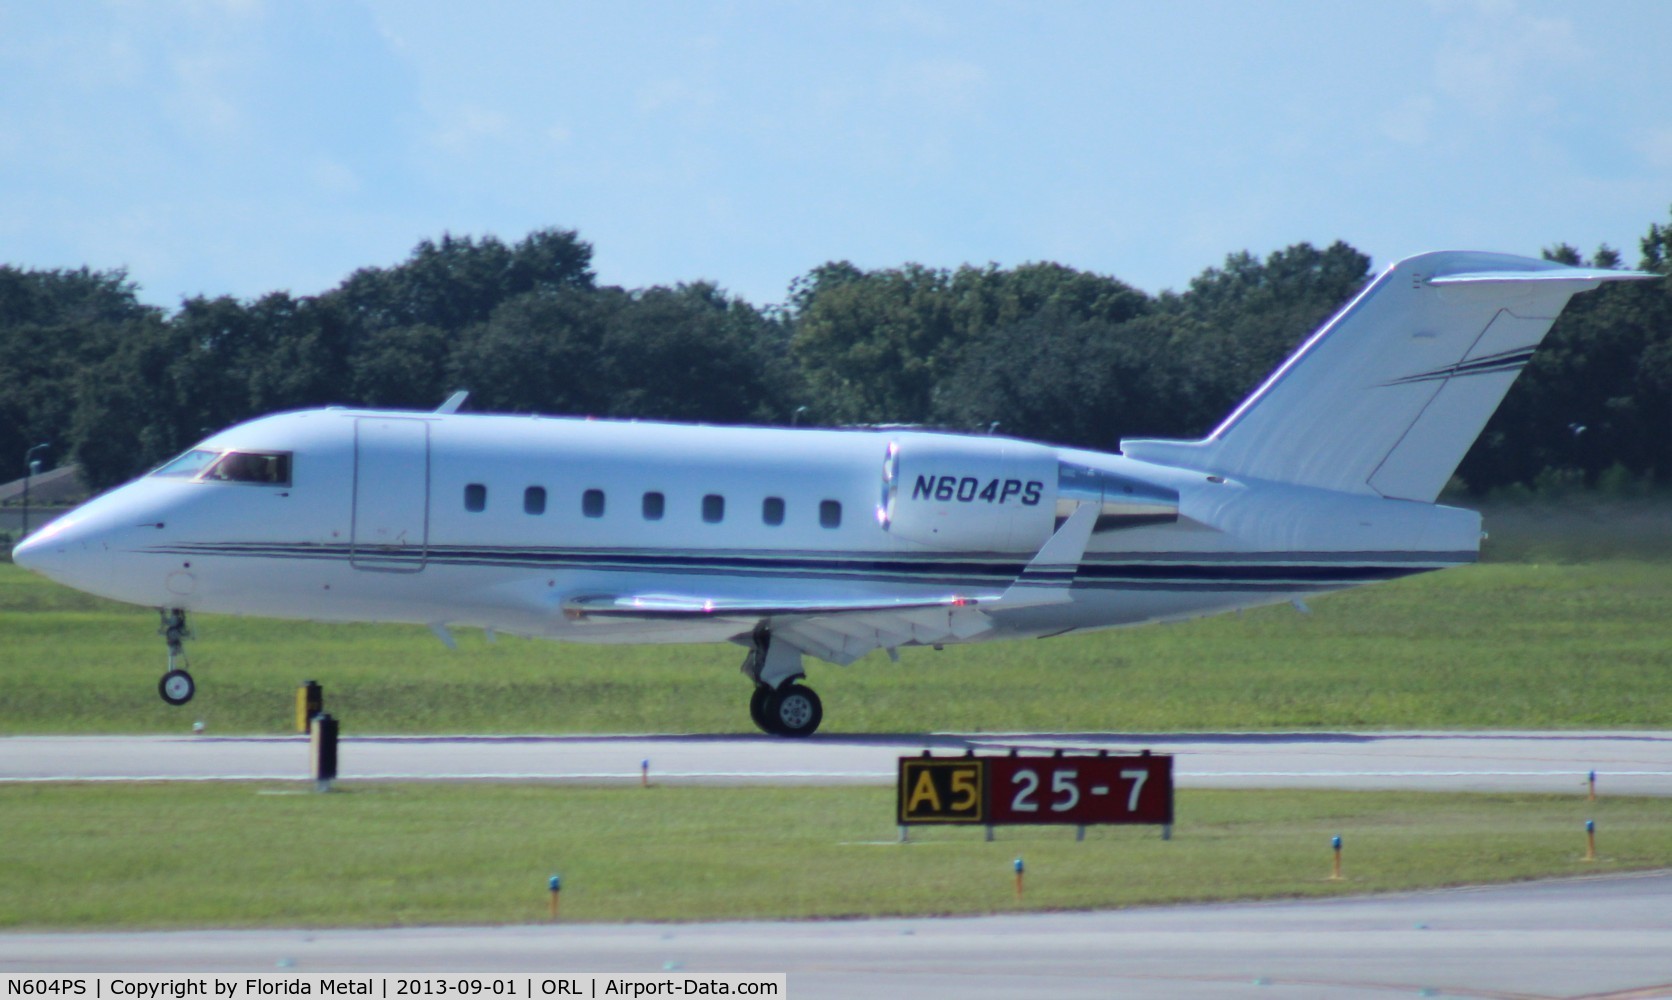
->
(3, 782, 1665, 929)
(4, 554, 1670, 735)
(2, 499, 1668, 931)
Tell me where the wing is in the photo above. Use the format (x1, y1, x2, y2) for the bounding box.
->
(560, 502, 1101, 665)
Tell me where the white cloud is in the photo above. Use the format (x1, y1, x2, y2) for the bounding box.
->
(636, 78, 719, 119)
(167, 52, 244, 137)
(1635, 127, 1672, 171)
(884, 57, 987, 116)
(1380, 95, 1436, 147)
(1430, 3, 1587, 119)
(309, 156, 360, 195)
(429, 104, 513, 150)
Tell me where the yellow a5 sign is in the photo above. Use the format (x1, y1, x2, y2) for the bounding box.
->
(897, 753, 1174, 827)
(898, 758, 985, 823)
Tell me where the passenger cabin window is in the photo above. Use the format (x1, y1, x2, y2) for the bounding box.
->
(524, 486, 546, 515)
(820, 500, 842, 529)
(762, 497, 785, 526)
(465, 483, 487, 512)
(204, 451, 292, 486)
(702, 494, 725, 524)
(583, 489, 605, 518)
(642, 491, 665, 521)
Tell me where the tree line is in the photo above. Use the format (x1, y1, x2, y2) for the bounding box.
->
(3, 217, 1671, 496)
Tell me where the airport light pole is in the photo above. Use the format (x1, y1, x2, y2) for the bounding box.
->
(21, 442, 49, 539)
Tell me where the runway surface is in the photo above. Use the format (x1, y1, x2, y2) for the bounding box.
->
(5, 729, 1672, 794)
(5, 871, 1671, 998)
(6, 732, 1670, 996)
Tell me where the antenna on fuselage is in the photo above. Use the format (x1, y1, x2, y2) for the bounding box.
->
(435, 390, 470, 414)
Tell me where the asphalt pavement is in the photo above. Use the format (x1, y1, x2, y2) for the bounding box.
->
(4, 729, 1671, 794)
(5, 872, 1670, 998)
(5, 730, 1670, 996)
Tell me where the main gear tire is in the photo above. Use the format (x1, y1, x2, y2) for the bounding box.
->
(763, 683, 822, 738)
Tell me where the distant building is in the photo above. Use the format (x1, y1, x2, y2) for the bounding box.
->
(0, 465, 90, 540)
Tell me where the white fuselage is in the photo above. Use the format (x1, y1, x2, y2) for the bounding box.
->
(15, 407, 1480, 651)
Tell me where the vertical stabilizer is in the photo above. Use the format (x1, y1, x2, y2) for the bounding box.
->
(1121, 252, 1651, 502)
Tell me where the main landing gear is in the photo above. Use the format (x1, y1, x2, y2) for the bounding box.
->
(157, 608, 195, 706)
(742, 626, 823, 738)
(749, 681, 823, 738)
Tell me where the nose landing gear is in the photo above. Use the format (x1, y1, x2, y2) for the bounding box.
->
(157, 608, 195, 706)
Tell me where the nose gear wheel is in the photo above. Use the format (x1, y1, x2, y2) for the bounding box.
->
(156, 608, 195, 706)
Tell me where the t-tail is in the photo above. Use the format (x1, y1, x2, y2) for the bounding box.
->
(1122, 251, 1653, 501)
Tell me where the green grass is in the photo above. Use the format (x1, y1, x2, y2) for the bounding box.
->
(2, 782, 1665, 929)
(4, 498, 1670, 734)
(4, 504, 1668, 932)
(1474, 496, 1672, 563)
(3, 557, 1671, 734)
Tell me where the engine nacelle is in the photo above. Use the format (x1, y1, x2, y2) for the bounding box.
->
(877, 435, 1184, 552)
(879, 436, 1058, 551)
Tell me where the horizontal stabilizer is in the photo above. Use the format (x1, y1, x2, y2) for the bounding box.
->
(1428, 267, 1645, 285)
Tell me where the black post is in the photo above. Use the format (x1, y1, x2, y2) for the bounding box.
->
(311, 713, 339, 792)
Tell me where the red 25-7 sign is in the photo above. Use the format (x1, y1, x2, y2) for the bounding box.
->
(898, 753, 1172, 827)
(985, 754, 1172, 826)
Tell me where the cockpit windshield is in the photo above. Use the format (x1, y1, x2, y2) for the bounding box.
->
(152, 449, 292, 486)
(153, 450, 221, 478)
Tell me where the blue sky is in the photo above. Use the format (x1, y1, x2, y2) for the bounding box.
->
(3, 0, 1670, 311)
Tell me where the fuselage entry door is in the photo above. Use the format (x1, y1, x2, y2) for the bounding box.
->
(351, 417, 430, 572)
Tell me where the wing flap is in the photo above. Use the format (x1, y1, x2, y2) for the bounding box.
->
(563, 591, 985, 621)
(563, 502, 1101, 665)
(772, 606, 997, 665)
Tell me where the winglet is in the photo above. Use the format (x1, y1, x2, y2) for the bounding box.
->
(995, 501, 1098, 608)
(435, 390, 470, 414)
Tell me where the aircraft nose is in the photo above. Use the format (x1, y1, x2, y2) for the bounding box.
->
(10, 531, 44, 572)
(10, 518, 82, 582)
(8, 508, 131, 594)
(9, 477, 196, 607)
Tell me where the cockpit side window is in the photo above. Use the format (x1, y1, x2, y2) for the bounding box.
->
(151, 449, 293, 485)
(203, 451, 293, 486)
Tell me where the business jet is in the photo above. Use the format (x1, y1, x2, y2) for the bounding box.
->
(11, 251, 1649, 736)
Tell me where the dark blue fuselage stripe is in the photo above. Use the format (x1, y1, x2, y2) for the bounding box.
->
(138, 541, 1447, 591)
